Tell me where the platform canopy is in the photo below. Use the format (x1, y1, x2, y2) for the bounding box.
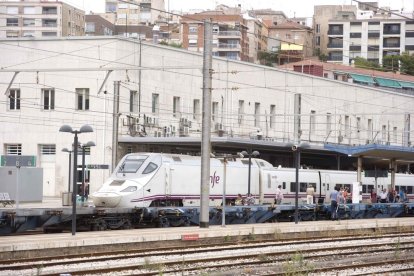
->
(324, 143, 414, 161)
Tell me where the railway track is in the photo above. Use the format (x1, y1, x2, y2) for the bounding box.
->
(1, 234, 413, 275)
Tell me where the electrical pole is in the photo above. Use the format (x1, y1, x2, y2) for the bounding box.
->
(112, 81, 120, 171)
(200, 19, 213, 228)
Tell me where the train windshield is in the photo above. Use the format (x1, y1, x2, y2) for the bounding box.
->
(118, 155, 148, 173)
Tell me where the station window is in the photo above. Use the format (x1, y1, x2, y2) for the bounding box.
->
(40, 144, 56, 155)
(76, 88, 89, 111)
(6, 144, 22, 155)
(42, 89, 55, 110)
(8, 89, 20, 110)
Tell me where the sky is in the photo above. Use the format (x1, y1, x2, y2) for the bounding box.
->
(65, 0, 414, 17)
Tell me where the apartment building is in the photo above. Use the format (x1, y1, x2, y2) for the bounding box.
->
(0, 0, 85, 38)
(180, 11, 249, 61)
(245, 13, 268, 64)
(266, 20, 313, 64)
(313, 5, 357, 55)
(107, 0, 166, 26)
(327, 16, 414, 65)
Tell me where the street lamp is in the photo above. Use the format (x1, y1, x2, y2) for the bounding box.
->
(59, 124, 93, 236)
(240, 150, 260, 195)
(61, 148, 73, 193)
(80, 141, 95, 204)
(290, 142, 310, 224)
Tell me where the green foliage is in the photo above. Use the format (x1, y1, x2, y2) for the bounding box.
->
(382, 54, 400, 72)
(258, 50, 278, 66)
(354, 56, 381, 70)
(318, 53, 328, 62)
(399, 52, 414, 75)
(283, 252, 315, 276)
(159, 40, 182, 48)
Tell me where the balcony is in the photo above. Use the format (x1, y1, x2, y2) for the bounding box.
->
(368, 32, 380, 38)
(383, 24, 401, 35)
(217, 43, 241, 51)
(328, 30, 343, 35)
(383, 42, 400, 48)
(350, 45, 361, 51)
(328, 55, 343, 61)
(327, 43, 343, 48)
(217, 31, 241, 38)
(42, 7, 57, 15)
(368, 45, 380, 51)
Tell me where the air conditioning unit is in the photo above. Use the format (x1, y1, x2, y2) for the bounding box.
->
(171, 125, 176, 135)
(365, 139, 371, 144)
(215, 123, 224, 131)
(134, 124, 143, 133)
(338, 135, 343, 143)
(153, 117, 159, 126)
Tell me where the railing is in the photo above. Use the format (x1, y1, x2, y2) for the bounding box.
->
(328, 30, 343, 35)
(328, 55, 343, 61)
(383, 43, 400, 48)
(218, 43, 241, 49)
(217, 31, 241, 37)
(383, 29, 400, 35)
(43, 23, 57, 27)
(327, 43, 343, 48)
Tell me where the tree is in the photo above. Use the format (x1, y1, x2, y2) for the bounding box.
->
(257, 50, 278, 67)
(382, 54, 400, 72)
(353, 57, 381, 70)
(399, 52, 414, 76)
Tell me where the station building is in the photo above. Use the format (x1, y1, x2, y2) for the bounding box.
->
(0, 36, 413, 197)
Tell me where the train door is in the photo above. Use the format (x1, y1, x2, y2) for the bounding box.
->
(164, 162, 171, 197)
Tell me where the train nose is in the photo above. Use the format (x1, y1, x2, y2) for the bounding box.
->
(91, 192, 122, 207)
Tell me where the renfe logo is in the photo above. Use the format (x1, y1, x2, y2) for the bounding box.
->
(210, 171, 220, 188)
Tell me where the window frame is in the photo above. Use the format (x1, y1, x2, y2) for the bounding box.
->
(75, 88, 90, 111)
(8, 89, 21, 110)
(42, 88, 55, 110)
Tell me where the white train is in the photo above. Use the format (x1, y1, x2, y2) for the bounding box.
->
(92, 153, 414, 208)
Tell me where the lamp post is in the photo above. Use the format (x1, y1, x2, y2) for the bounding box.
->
(240, 150, 260, 195)
(81, 141, 96, 204)
(59, 124, 93, 236)
(62, 148, 72, 193)
(291, 143, 309, 224)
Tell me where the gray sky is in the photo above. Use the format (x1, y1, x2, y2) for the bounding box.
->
(66, 0, 413, 17)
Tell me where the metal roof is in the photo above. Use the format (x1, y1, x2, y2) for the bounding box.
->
(324, 143, 414, 161)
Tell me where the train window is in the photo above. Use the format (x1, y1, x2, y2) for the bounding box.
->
(119, 155, 148, 173)
(362, 185, 367, 193)
(407, 186, 413, 194)
(309, 183, 317, 192)
(290, 182, 296, 192)
(142, 162, 158, 174)
(241, 160, 251, 165)
(344, 184, 351, 191)
(172, 156, 182, 162)
(118, 159, 145, 173)
(300, 182, 307, 192)
(368, 185, 374, 192)
(282, 182, 286, 189)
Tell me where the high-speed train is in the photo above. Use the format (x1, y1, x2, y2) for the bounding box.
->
(91, 153, 414, 208)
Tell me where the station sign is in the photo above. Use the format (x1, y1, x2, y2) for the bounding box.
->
(0, 155, 36, 167)
(87, 164, 110, 169)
